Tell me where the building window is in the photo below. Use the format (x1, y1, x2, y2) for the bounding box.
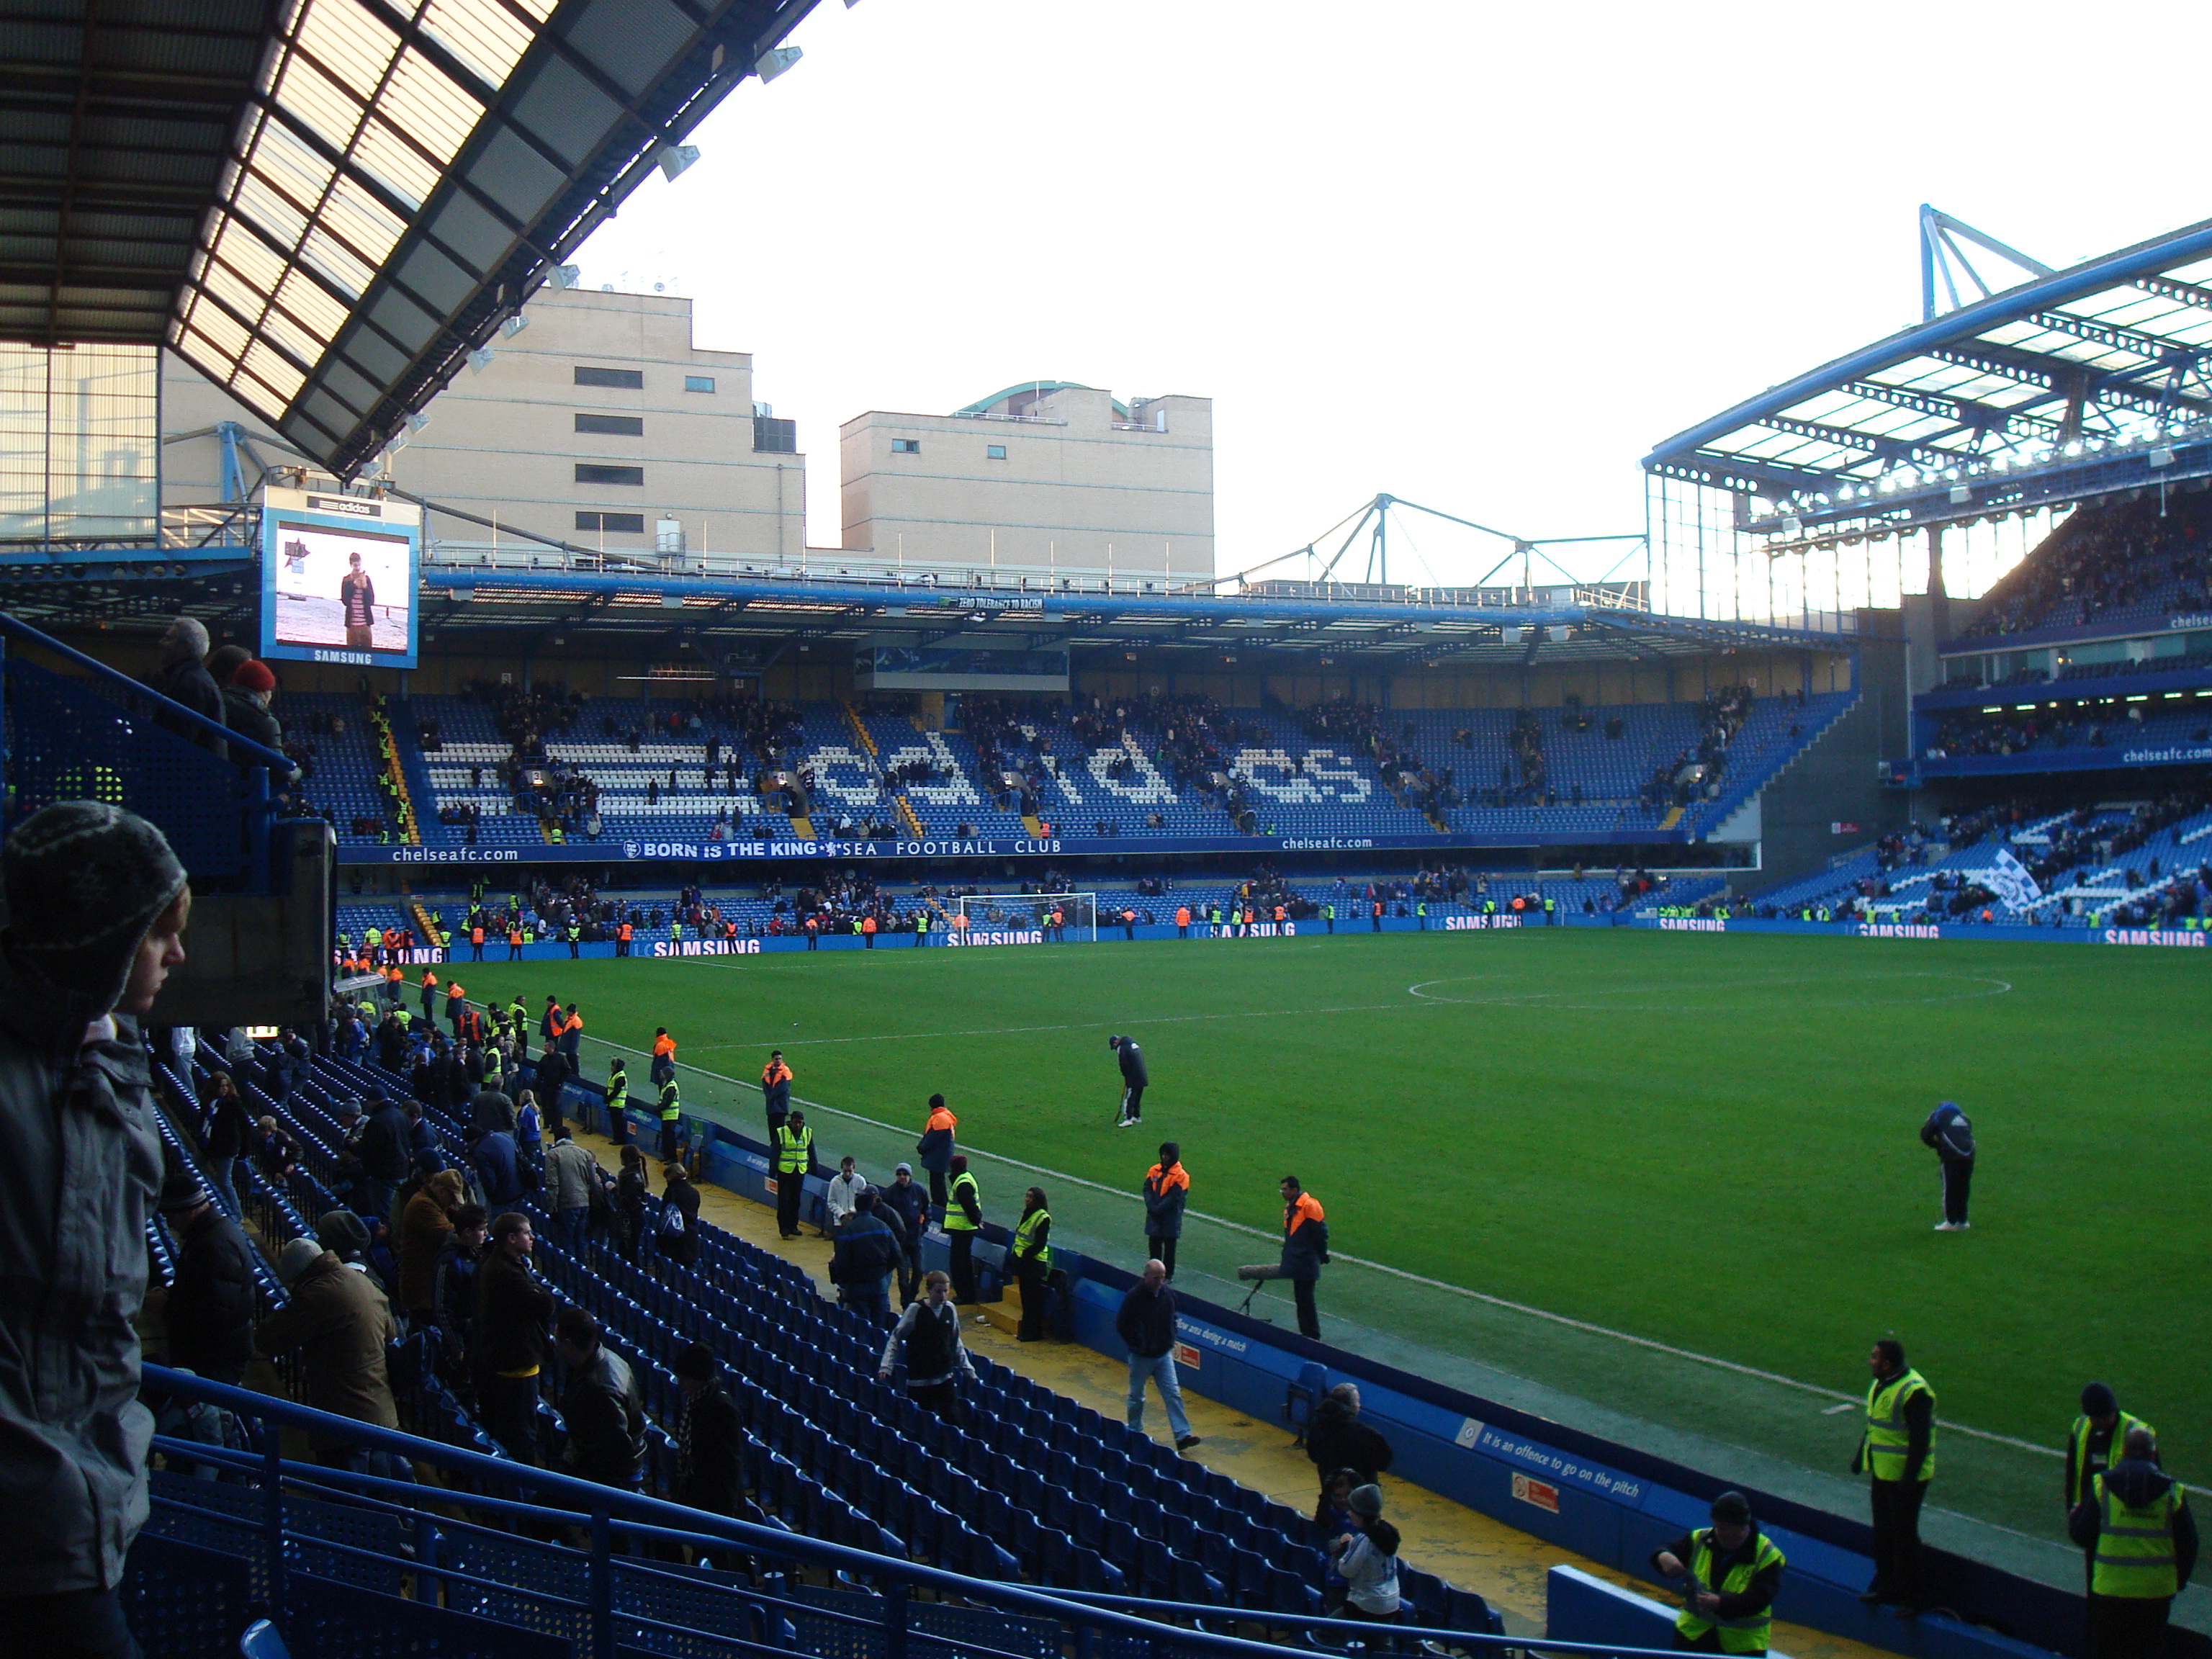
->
(891, 438, 920, 454)
(753, 415, 796, 454)
(684, 375, 716, 393)
(577, 511, 646, 534)
(574, 366, 643, 389)
(575, 463, 644, 486)
(575, 413, 644, 436)
(986, 444, 1007, 459)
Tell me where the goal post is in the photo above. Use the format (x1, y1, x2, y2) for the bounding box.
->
(956, 891, 1098, 941)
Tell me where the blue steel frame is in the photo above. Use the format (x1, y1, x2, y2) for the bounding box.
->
(143, 1364, 1682, 1659)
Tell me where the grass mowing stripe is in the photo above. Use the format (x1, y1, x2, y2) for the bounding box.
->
(571, 1015, 2059, 1462)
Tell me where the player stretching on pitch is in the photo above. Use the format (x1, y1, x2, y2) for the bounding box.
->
(1110, 1034, 1148, 1128)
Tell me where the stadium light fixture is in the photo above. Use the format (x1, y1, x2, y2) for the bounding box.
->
(757, 45, 802, 81)
(657, 144, 702, 181)
(467, 348, 494, 373)
(500, 313, 529, 338)
(552, 264, 583, 289)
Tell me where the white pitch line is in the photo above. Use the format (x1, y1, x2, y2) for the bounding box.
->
(574, 1025, 2059, 1462)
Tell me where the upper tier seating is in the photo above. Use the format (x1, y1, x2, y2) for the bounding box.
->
(1956, 493, 2212, 642)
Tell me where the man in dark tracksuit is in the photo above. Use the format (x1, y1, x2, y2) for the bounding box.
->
(1110, 1034, 1148, 1128)
(1920, 1101, 1975, 1231)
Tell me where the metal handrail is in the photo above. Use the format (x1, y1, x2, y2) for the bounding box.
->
(145, 1364, 1681, 1659)
(0, 609, 297, 777)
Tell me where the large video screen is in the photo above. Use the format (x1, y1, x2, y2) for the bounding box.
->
(261, 496, 418, 670)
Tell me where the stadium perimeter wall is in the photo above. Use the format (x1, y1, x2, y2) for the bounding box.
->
(385, 911, 2210, 971)
(565, 1088, 2129, 1659)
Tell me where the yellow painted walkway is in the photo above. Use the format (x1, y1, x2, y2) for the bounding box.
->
(575, 1129, 1880, 1656)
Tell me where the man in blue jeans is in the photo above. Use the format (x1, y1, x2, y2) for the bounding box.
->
(1117, 1258, 1200, 1449)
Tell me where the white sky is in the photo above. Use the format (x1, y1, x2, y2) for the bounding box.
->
(575, 0, 2211, 588)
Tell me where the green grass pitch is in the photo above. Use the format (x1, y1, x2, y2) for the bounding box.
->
(448, 927, 2210, 1537)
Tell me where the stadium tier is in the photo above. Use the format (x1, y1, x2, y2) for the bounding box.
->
(1951, 493, 2212, 647)
(361, 689, 1857, 854)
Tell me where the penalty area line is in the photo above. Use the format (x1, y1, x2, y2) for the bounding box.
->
(573, 1023, 2057, 1463)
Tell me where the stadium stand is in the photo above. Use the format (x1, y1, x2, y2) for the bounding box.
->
(147, 1031, 1515, 1645)
(1954, 493, 2212, 644)
(382, 690, 1856, 855)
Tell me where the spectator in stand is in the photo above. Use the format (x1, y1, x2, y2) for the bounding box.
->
(356, 1089, 412, 1223)
(470, 1076, 516, 1136)
(878, 1270, 974, 1418)
(658, 1164, 701, 1268)
(879, 1163, 927, 1305)
(830, 1190, 901, 1323)
(1304, 1382, 1395, 1493)
(158, 1172, 256, 1388)
(431, 1204, 487, 1378)
(545, 1130, 599, 1249)
(396, 1168, 464, 1323)
(1325, 1485, 1402, 1624)
(672, 1342, 749, 1535)
(0, 802, 188, 1656)
(201, 1070, 253, 1207)
(1142, 1142, 1189, 1281)
(475, 1213, 552, 1464)
(256, 1236, 400, 1475)
(1117, 1258, 1200, 1449)
(469, 1122, 523, 1207)
(220, 659, 282, 755)
(825, 1155, 868, 1230)
(533, 1042, 570, 1138)
(553, 1308, 644, 1503)
(146, 615, 226, 757)
(614, 1144, 651, 1261)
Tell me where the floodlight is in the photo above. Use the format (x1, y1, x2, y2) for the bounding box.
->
(757, 45, 801, 81)
(552, 264, 582, 289)
(500, 313, 529, 338)
(657, 144, 701, 181)
(467, 348, 495, 373)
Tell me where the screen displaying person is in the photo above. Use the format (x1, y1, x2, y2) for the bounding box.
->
(341, 550, 377, 649)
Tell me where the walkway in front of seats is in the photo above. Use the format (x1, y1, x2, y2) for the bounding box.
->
(572, 1128, 1882, 1657)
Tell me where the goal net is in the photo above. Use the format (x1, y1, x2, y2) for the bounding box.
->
(955, 891, 1098, 942)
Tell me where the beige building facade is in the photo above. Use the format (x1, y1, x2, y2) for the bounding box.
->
(840, 382, 1213, 582)
(163, 285, 805, 561)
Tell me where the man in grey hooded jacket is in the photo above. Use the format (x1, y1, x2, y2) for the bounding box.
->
(0, 802, 190, 1657)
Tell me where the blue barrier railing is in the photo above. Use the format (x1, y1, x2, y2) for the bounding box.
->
(143, 1364, 1684, 1659)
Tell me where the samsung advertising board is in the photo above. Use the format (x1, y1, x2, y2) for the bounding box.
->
(260, 487, 420, 670)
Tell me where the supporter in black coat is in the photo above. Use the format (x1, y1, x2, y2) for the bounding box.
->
(1305, 1382, 1395, 1491)
(658, 1164, 701, 1268)
(554, 1308, 643, 1493)
(672, 1342, 747, 1518)
(160, 1176, 257, 1385)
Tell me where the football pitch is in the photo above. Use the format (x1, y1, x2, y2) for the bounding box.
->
(451, 927, 2210, 1546)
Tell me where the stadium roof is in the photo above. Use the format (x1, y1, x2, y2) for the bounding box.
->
(6, 0, 818, 478)
(0, 560, 1853, 667)
(1645, 213, 2212, 539)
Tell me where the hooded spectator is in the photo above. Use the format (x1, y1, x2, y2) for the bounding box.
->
(0, 803, 185, 1633)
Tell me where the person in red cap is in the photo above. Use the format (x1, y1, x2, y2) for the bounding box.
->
(220, 657, 282, 753)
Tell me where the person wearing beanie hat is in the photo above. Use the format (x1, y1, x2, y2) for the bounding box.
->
(220, 658, 282, 755)
(0, 802, 189, 1643)
(254, 1233, 399, 1462)
(1653, 1490, 1786, 1653)
(1325, 1483, 1401, 1621)
(2067, 1385, 2157, 1552)
(160, 1171, 256, 1388)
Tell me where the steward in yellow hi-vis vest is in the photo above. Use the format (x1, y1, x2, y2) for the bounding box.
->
(1853, 1339, 1934, 1613)
(1650, 1491, 1785, 1655)
(2069, 1426, 2196, 1659)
